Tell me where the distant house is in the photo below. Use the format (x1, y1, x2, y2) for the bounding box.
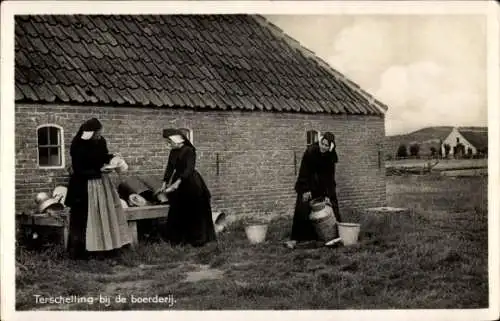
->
(14, 14, 389, 217)
(441, 127, 488, 158)
(384, 126, 453, 159)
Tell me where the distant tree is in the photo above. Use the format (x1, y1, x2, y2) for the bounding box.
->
(467, 147, 473, 158)
(409, 143, 420, 157)
(444, 144, 451, 158)
(396, 144, 408, 159)
(430, 147, 437, 158)
(477, 147, 488, 158)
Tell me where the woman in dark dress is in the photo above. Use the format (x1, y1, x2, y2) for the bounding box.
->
(160, 129, 216, 247)
(65, 118, 131, 259)
(288, 132, 342, 246)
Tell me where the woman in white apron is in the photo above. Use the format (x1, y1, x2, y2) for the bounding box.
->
(65, 118, 131, 259)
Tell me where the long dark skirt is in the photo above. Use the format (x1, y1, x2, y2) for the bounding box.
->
(67, 206, 89, 259)
(290, 194, 318, 242)
(161, 172, 216, 247)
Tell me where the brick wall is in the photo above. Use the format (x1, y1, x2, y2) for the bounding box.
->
(15, 103, 387, 220)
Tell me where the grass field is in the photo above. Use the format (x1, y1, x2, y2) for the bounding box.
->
(16, 175, 488, 310)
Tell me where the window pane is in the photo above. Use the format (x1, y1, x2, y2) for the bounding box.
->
(38, 147, 49, 166)
(307, 130, 317, 145)
(38, 127, 49, 145)
(180, 128, 191, 141)
(49, 147, 61, 166)
(49, 127, 59, 145)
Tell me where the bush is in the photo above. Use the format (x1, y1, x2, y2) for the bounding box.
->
(396, 144, 407, 159)
(430, 147, 437, 158)
(444, 144, 451, 158)
(409, 144, 420, 157)
(466, 147, 473, 159)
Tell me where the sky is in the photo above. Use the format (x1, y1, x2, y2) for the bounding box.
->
(265, 15, 487, 136)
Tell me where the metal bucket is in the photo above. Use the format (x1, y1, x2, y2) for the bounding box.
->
(212, 211, 227, 234)
(154, 191, 169, 204)
(338, 223, 360, 246)
(244, 224, 268, 244)
(309, 198, 338, 242)
(140, 176, 169, 204)
(128, 193, 147, 207)
(110, 156, 128, 173)
(52, 186, 68, 205)
(120, 199, 129, 208)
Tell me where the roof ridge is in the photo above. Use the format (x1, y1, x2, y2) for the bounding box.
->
(253, 15, 388, 115)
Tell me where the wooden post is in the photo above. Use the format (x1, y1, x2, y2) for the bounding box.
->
(216, 153, 220, 176)
(293, 151, 297, 175)
(62, 216, 69, 250)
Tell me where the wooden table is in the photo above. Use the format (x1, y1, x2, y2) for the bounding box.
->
(17, 205, 170, 248)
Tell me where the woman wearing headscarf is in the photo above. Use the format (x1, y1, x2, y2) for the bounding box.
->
(160, 128, 216, 247)
(288, 132, 342, 246)
(65, 118, 131, 259)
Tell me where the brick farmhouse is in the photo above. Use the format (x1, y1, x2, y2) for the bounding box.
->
(15, 15, 388, 219)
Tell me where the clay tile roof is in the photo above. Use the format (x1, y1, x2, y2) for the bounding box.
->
(15, 14, 387, 116)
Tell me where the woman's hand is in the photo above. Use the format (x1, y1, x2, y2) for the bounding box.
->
(166, 179, 181, 193)
(101, 165, 113, 173)
(165, 185, 176, 194)
(302, 191, 312, 202)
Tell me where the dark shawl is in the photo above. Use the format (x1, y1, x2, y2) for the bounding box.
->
(64, 126, 114, 208)
(162, 129, 196, 184)
(163, 139, 196, 185)
(294, 142, 339, 198)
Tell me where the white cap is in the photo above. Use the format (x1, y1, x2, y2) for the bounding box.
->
(168, 134, 184, 144)
(81, 131, 94, 140)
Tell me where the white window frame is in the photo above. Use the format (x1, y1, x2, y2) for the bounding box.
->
(179, 127, 194, 144)
(36, 124, 65, 169)
(306, 130, 321, 145)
